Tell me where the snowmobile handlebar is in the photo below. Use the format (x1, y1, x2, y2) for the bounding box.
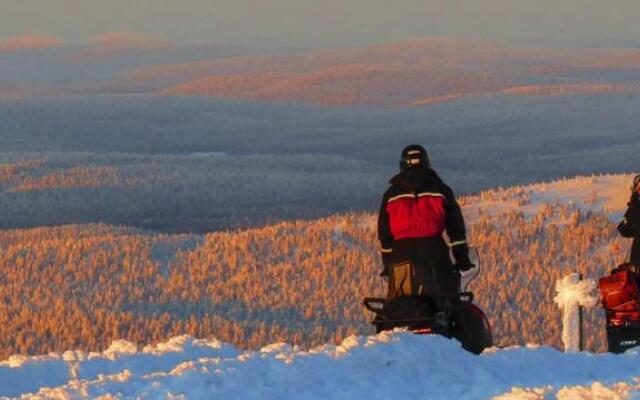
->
(363, 297, 386, 313)
(459, 291, 474, 303)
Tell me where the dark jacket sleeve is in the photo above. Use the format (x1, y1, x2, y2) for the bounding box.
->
(439, 182, 471, 265)
(618, 214, 635, 238)
(377, 189, 394, 269)
(439, 183, 467, 245)
(619, 195, 640, 238)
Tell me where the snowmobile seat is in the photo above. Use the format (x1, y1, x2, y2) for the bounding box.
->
(599, 267, 640, 319)
(364, 247, 492, 354)
(599, 265, 640, 353)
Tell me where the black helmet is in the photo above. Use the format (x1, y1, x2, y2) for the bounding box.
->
(399, 144, 430, 171)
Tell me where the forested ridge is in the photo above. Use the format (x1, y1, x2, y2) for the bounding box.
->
(0, 93, 639, 234)
(0, 176, 627, 358)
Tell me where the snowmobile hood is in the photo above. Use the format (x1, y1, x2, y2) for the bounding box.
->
(389, 166, 443, 193)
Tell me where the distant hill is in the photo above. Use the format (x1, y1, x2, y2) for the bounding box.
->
(0, 94, 638, 233)
(2, 36, 640, 104)
(67, 32, 171, 63)
(0, 174, 631, 359)
(0, 34, 62, 52)
(144, 38, 640, 106)
(0, 35, 259, 92)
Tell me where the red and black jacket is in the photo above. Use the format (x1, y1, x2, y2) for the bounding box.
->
(377, 166, 468, 271)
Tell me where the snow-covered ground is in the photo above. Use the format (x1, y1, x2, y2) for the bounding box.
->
(463, 174, 631, 222)
(3, 331, 640, 399)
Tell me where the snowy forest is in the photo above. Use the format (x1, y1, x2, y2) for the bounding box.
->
(0, 94, 638, 232)
(0, 175, 627, 358)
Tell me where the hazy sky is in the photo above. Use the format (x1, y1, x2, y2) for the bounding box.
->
(2, 0, 640, 49)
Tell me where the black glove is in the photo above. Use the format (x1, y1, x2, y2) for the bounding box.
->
(452, 243, 475, 272)
(456, 258, 475, 272)
(618, 218, 635, 238)
(380, 251, 392, 276)
(378, 264, 389, 282)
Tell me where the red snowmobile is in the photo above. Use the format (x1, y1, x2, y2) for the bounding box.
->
(363, 248, 493, 354)
(599, 263, 640, 353)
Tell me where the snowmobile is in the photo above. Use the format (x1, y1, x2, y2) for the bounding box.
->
(599, 263, 640, 353)
(363, 248, 493, 354)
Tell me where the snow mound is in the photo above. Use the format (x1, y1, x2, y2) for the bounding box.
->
(3, 332, 640, 399)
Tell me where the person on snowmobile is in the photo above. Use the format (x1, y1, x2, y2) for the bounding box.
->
(378, 144, 474, 301)
(617, 174, 640, 265)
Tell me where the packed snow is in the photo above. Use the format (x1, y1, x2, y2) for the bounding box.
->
(3, 332, 640, 399)
(464, 174, 631, 222)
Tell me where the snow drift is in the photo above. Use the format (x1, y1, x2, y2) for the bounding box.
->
(3, 332, 640, 399)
